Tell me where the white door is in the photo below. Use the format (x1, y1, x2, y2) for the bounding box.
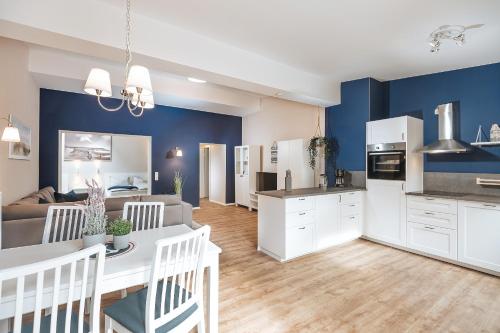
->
(209, 144, 226, 205)
(365, 179, 407, 246)
(458, 201, 500, 272)
(367, 117, 406, 144)
(315, 194, 340, 250)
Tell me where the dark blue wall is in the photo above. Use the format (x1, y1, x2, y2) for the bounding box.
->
(388, 62, 500, 173)
(326, 62, 500, 174)
(39, 89, 242, 207)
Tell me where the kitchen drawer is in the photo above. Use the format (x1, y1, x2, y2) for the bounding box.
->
(407, 222, 457, 260)
(286, 224, 315, 259)
(286, 210, 315, 228)
(407, 196, 457, 215)
(339, 191, 362, 204)
(341, 214, 361, 234)
(286, 197, 314, 213)
(407, 208, 457, 230)
(341, 202, 362, 217)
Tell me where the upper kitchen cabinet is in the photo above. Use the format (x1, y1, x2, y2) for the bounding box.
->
(276, 139, 314, 190)
(366, 116, 406, 144)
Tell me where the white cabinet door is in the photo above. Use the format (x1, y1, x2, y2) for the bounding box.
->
(276, 140, 290, 190)
(315, 194, 340, 250)
(458, 201, 500, 272)
(365, 179, 407, 246)
(367, 117, 406, 144)
(407, 222, 457, 260)
(286, 224, 315, 259)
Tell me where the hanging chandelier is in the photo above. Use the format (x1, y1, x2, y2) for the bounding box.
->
(84, 0, 154, 117)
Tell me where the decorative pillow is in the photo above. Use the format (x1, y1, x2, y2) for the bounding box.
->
(35, 186, 56, 203)
(54, 190, 88, 203)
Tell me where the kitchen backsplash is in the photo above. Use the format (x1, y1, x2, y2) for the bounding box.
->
(343, 171, 500, 196)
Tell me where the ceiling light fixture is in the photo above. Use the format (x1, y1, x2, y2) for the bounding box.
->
(84, 0, 154, 117)
(428, 24, 483, 53)
(187, 77, 206, 83)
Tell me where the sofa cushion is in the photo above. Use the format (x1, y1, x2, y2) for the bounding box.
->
(37, 186, 56, 203)
(140, 194, 180, 206)
(105, 196, 140, 212)
(2, 202, 84, 221)
(10, 186, 56, 206)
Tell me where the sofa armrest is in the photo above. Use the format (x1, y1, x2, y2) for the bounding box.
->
(181, 201, 193, 228)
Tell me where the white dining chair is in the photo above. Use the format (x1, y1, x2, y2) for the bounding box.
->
(43, 205, 86, 244)
(0, 244, 105, 333)
(104, 225, 211, 333)
(122, 202, 165, 231)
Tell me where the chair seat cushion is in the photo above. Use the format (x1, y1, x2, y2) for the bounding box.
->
(10, 310, 89, 333)
(104, 281, 198, 333)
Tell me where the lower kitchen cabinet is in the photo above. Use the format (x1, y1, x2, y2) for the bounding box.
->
(258, 190, 364, 262)
(458, 201, 500, 273)
(407, 222, 457, 260)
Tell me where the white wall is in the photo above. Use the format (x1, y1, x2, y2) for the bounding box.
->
(208, 144, 226, 205)
(60, 133, 150, 193)
(0, 37, 39, 204)
(242, 97, 325, 173)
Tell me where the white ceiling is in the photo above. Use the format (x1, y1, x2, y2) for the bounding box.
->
(101, 0, 500, 82)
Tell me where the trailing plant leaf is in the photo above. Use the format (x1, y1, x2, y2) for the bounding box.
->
(307, 136, 337, 170)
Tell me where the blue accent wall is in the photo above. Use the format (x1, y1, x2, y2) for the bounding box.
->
(39, 89, 242, 207)
(388, 62, 500, 173)
(326, 62, 500, 174)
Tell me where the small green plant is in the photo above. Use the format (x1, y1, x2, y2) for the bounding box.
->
(109, 218, 132, 236)
(173, 170, 185, 196)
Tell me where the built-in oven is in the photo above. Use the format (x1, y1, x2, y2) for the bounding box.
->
(367, 142, 406, 181)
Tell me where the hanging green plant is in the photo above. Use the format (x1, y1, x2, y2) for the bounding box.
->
(307, 136, 336, 169)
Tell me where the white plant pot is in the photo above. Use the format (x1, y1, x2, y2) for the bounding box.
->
(83, 233, 106, 248)
(113, 234, 130, 251)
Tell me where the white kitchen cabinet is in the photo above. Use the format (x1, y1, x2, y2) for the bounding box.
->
(366, 117, 406, 145)
(458, 201, 500, 273)
(365, 179, 407, 246)
(235, 145, 261, 209)
(407, 196, 457, 215)
(315, 194, 340, 250)
(277, 139, 314, 190)
(258, 190, 363, 261)
(407, 222, 457, 260)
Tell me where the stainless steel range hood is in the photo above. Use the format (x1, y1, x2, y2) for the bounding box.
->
(420, 103, 471, 154)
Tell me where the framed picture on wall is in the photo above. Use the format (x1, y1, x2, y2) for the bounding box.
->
(64, 131, 112, 161)
(8, 116, 32, 160)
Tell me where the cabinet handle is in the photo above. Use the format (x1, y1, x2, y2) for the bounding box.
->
(298, 198, 306, 201)
(424, 212, 435, 215)
(350, 216, 356, 220)
(402, 132, 405, 141)
(298, 227, 306, 230)
(339, 196, 342, 203)
(349, 204, 356, 207)
(424, 226, 435, 230)
(483, 204, 497, 208)
(299, 212, 306, 216)
(425, 197, 435, 201)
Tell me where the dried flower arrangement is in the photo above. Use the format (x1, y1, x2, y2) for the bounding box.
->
(82, 179, 107, 236)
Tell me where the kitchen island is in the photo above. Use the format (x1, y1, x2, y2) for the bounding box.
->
(257, 187, 365, 262)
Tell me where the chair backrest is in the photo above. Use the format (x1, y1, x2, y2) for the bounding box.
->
(0, 244, 105, 333)
(43, 205, 86, 244)
(145, 225, 211, 332)
(122, 202, 165, 231)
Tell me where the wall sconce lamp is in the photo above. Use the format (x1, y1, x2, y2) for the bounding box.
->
(1, 115, 21, 143)
(166, 147, 183, 159)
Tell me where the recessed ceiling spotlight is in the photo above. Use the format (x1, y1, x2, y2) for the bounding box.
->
(188, 77, 206, 83)
(428, 24, 483, 53)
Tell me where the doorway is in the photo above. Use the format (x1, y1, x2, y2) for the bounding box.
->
(199, 143, 226, 206)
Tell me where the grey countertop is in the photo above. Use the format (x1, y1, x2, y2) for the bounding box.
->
(257, 187, 366, 199)
(406, 191, 500, 205)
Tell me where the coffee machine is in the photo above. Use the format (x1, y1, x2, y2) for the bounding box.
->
(335, 169, 346, 187)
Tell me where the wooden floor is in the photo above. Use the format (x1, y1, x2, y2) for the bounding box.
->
(189, 199, 500, 333)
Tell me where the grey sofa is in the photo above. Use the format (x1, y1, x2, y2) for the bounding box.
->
(1, 192, 192, 249)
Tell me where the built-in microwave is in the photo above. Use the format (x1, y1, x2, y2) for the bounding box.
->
(367, 142, 406, 181)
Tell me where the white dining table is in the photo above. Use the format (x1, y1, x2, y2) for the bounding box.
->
(0, 224, 221, 333)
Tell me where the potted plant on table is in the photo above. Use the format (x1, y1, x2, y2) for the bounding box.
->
(109, 218, 132, 250)
(82, 179, 107, 248)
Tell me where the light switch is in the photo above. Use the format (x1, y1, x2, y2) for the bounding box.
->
(154, 172, 159, 181)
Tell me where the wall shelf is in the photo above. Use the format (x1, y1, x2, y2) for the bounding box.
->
(470, 141, 500, 147)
